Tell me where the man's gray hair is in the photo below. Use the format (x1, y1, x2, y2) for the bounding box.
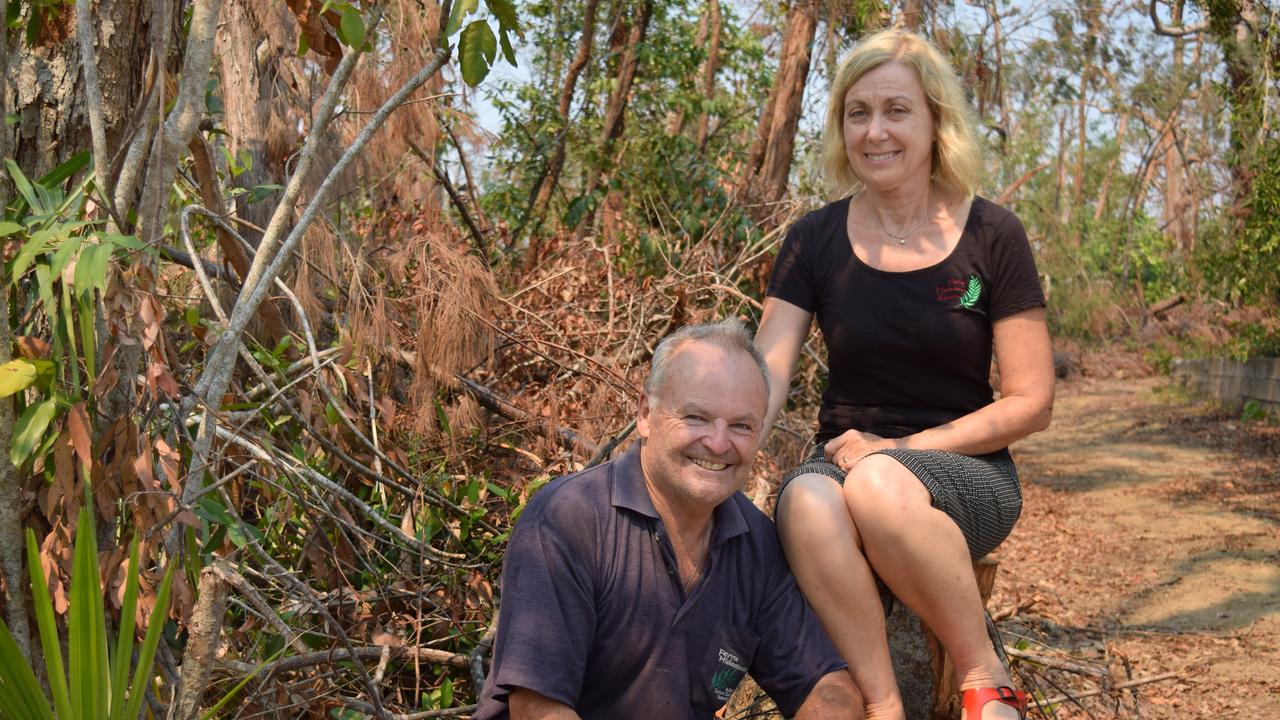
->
(643, 319, 771, 400)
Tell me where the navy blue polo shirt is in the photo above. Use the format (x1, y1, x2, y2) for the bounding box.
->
(474, 443, 846, 719)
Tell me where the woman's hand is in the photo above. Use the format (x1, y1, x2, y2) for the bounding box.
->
(824, 430, 903, 471)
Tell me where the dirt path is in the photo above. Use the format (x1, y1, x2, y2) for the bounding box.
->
(996, 375, 1280, 718)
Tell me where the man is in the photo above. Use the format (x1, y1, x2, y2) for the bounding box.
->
(475, 320, 861, 720)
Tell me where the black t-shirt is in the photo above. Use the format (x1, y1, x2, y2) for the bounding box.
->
(766, 196, 1045, 451)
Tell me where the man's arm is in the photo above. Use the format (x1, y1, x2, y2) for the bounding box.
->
(792, 670, 862, 720)
(509, 688, 583, 720)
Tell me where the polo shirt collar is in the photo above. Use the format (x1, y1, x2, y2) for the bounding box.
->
(611, 442, 750, 546)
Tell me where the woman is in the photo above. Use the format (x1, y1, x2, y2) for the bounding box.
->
(755, 30, 1054, 720)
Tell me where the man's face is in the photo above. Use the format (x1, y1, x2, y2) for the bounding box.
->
(637, 340, 768, 514)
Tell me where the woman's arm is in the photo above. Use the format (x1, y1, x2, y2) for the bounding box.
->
(754, 297, 814, 438)
(826, 306, 1054, 467)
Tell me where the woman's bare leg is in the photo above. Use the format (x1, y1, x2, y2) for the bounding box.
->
(841, 455, 1019, 719)
(777, 473, 905, 720)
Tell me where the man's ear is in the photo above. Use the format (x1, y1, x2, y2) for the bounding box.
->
(636, 393, 652, 439)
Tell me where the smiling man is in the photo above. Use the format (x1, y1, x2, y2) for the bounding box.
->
(474, 320, 860, 720)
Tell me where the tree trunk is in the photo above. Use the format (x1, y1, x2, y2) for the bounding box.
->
(6, 0, 151, 178)
(899, 0, 924, 30)
(1163, 21, 1192, 255)
(0, 250, 27, 664)
(693, 0, 723, 148)
(216, 0, 303, 246)
(750, 0, 818, 204)
(664, 0, 721, 145)
(576, 0, 654, 236)
(522, 0, 599, 239)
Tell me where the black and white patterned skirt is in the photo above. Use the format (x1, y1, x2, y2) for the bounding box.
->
(777, 444, 1023, 559)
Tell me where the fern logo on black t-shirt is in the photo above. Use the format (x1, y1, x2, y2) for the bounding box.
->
(936, 274, 982, 309)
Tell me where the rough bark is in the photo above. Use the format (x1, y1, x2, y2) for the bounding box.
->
(215, 0, 304, 245)
(172, 567, 228, 720)
(0, 204, 28, 660)
(755, 0, 818, 203)
(6, 0, 150, 178)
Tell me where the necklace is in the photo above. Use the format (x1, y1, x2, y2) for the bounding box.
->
(867, 194, 932, 244)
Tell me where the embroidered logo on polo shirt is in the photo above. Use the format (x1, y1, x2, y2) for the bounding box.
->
(711, 648, 747, 702)
(936, 274, 982, 309)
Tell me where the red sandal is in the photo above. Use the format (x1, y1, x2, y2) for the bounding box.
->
(961, 686, 1028, 719)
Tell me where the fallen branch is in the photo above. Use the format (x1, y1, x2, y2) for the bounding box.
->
(218, 645, 470, 676)
(173, 566, 229, 719)
(1004, 646, 1107, 677)
(1041, 671, 1179, 706)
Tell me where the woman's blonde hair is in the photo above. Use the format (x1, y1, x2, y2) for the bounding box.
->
(820, 29, 983, 199)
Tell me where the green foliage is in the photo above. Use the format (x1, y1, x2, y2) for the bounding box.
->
(2, 157, 155, 475)
(447, 0, 521, 86)
(480, 0, 773, 259)
(1240, 399, 1268, 422)
(0, 490, 175, 720)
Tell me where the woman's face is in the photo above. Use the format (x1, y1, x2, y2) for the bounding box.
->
(842, 60, 936, 194)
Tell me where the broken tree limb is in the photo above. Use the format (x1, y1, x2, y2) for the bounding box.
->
(218, 645, 470, 676)
(173, 566, 229, 719)
(1042, 671, 1179, 705)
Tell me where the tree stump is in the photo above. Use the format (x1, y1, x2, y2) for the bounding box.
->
(888, 556, 1000, 720)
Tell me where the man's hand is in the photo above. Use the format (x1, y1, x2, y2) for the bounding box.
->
(793, 670, 863, 720)
(508, 688, 582, 720)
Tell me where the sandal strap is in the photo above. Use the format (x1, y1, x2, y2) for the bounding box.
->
(962, 686, 1028, 718)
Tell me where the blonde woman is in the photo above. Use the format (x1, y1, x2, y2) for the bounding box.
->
(756, 30, 1054, 720)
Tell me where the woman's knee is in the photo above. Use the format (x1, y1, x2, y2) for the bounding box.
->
(842, 454, 932, 519)
(778, 474, 854, 531)
(777, 472, 864, 552)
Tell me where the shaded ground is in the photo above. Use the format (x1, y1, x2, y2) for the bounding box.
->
(996, 375, 1280, 718)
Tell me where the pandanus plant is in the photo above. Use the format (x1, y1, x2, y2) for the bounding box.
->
(0, 490, 175, 720)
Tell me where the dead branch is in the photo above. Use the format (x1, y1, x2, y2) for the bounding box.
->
(207, 561, 311, 655)
(1004, 645, 1107, 677)
(406, 137, 491, 260)
(174, 566, 229, 719)
(1042, 671, 1179, 705)
(996, 162, 1052, 205)
(587, 419, 636, 468)
(75, 0, 111, 225)
(214, 486, 393, 719)
(219, 644, 470, 676)
(455, 373, 600, 456)
(210, 424, 465, 562)
(135, 0, 224, 249)
(1147, 293, 1186, 318)
(1149, 0, 1207, 36)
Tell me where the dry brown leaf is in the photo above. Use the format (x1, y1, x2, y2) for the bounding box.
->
(16, 336, 50, 359)
(67, 402, 92, 472)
